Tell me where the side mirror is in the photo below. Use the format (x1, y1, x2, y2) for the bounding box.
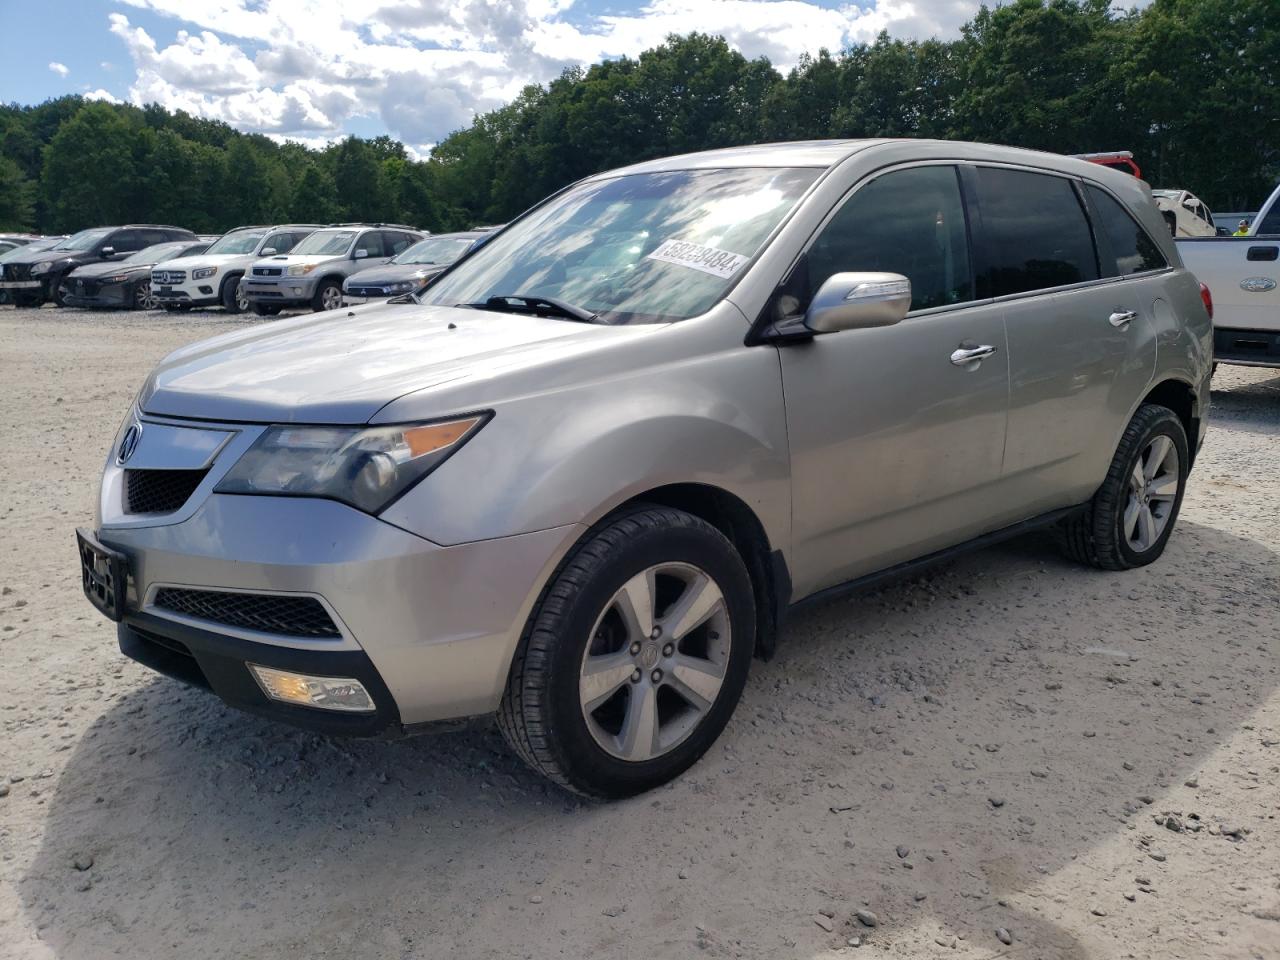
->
(100, 246, 116, 258)
(804, 272, 912, 334)
(260, 247, 277, 256)
(354, 248, 368, 259)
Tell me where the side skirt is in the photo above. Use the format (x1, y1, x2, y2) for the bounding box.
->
(785, 503, 1087, 617)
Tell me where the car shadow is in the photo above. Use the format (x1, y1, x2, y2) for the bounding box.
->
(18, 520, 1280, 959)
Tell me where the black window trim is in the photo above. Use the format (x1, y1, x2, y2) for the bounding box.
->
(1077, 178, 1175, 282)
(754, 159, 990, 338)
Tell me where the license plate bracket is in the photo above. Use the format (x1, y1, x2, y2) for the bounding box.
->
(76, 527, 128, 622)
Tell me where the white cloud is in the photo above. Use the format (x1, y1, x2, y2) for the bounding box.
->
(48, 61, 70, 77)
(84, 88, 123, 104)
(108, 0, 986, 147)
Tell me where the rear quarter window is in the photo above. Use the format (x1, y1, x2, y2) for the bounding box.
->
(1084, 185, 1168, 276)
(975, 167, 1100, 297)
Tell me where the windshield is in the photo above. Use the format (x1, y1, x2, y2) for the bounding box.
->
(292, 230, 355, 256)
(58, 228, 113, 252)
(394, 237, 474, 266)
(205, 231, 265, 255)
(422, 167, 821, 324)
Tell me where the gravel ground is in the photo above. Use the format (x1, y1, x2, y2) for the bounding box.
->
(1, 305, 1278, 960)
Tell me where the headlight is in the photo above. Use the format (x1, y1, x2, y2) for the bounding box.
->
(30, 261, 52, 275)
(287, 264, 317, 277)
(389, 281, 415, 292)
(215, 414, 489, 513)
(107, 275, 131, 283)
(192, 266, 218, 279)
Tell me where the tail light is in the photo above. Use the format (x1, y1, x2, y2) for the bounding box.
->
(1199, 282, 1213, 320)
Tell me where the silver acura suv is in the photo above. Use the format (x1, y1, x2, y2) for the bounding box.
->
(78, 140, 1211, 798)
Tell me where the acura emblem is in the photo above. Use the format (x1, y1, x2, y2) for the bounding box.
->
(117, 422, 142, 464)
(1240, 276, 1276, 293)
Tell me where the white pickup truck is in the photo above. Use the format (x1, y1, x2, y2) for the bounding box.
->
(1177, 182, 1280, 368)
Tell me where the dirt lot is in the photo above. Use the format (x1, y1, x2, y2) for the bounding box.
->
(1, 305, 1278, 960)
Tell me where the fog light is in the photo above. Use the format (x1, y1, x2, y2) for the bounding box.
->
(248, 663, 375, 712)
(292, 286, 303, 295)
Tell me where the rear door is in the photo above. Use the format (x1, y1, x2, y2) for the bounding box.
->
(778, 163, 1011, 595)
(976, 166, 1158, 515)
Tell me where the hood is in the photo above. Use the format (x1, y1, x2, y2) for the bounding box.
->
(156, 252, 253, 272)
(11, 248, 89, 268)
(140, 301, 653, 424)
(346, 263, 444, 287)
(70, 259, 153, 280)
(251, 253, 344, 270)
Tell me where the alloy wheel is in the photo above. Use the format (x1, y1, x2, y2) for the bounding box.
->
(579, 562, 731, 762)
(1124, 434, 1179, 552)
(320, 285, 342, 310)
(135, 281, 157, 310)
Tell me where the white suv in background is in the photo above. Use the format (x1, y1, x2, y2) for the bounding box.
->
(151, 225, 322, 314)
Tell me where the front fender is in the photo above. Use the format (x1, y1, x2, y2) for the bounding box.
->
(378, 343, 792, 553)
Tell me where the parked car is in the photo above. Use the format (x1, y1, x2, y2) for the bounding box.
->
(0, 237, 67, 304)
(77, 140, 1210, 798)
(151, 225, 322, 314)
(59, 240, 211, 311)
(242, 223, 424, 314)
(1176, 181, 1280, 368)
(342, 231, 487, 305)
(0, 224, 196, 307)
(1151, 189, 1221, 238)
(0, 234, 42, 256)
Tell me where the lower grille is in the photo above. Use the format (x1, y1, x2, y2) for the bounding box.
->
(153, 588, 341, 639)
(124, 468, 208, 514)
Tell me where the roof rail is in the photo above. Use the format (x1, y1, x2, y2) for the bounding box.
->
(324, 222, 423, 231)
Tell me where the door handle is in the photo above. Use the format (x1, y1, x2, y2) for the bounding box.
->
(1109, 310, 1138, 328)
(950, 344, 997, 366)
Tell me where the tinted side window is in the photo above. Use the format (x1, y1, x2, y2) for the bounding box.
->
(264, 232, 297, 254)
(358, 232, 385, 258)
(975, 167, 1099, 297)
(110, 230, 145, 253)
(805, 165, 973, 312)
(383, 231, 413, 255)
(1085, 185, 1168, 276)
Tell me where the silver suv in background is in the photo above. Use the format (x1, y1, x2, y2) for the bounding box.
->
(78, 140, 1210, 799)
(152, 225, 322, 314)
(242, 224, 424, 314)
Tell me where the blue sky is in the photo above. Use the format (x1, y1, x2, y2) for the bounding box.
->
(3, 0, 991, 152)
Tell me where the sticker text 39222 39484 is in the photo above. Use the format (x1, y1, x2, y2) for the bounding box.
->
(644, 239, 749, 279)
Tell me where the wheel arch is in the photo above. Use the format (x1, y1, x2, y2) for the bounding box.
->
(592, 483, 787, 659)
(1141, 377, 1200, 467)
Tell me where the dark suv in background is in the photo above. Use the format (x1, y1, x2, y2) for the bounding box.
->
(0, 224, 196, 307)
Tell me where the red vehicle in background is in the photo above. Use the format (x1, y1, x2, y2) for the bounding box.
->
(1074, 151, 1143, 179)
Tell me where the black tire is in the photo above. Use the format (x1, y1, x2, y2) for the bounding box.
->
(252, 303, 282, 316)
(49, 279, 67, 307)
(311, 279, 342, 312)
(220, 274, 246, 314)
(131, 280, 156, 311)
(1058, 404, 1189, 570)
(498, 505, 755, 798)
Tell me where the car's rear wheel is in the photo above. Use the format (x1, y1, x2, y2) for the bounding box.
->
(252, 303, 282, 316)
(498, 505, 755, 798)
(220, 275, 248, 314)
(1058, 404, 1189, 570)
(312, 280, 342, 312)
(133, 280, 157, 311)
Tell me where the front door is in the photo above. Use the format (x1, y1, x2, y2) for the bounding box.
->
(777, 164, 1011, 598)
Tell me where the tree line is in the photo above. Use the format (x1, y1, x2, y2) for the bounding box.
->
(1, 0, 1276, 236)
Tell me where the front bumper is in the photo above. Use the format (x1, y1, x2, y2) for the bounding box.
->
(94, 493, 579, 729)
(153, 280, 220, 307)
(244, 275, 318, 307)
(61, 281, 130, 308)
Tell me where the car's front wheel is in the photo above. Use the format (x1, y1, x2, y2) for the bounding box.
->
(312, 280, 342, 312)
(133, 280, 157, 311)
(498, 506, 755, 798)
(221, 275, 247, 314)
(1058, 403, 1189, 570)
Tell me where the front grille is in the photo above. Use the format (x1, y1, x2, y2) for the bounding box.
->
(152, 269, 187, 285)
(347, 286, 387, 297)
(124, 468, 208, 514)
(3, 263, 31, 281)
(153, 588, 341, 639)
(253, 266, 283, 277)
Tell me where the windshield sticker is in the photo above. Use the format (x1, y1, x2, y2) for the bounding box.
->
(645, 239, 749, 279)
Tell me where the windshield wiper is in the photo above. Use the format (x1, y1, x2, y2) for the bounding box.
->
(466, 294, 598, 324)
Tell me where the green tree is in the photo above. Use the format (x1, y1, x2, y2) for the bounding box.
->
(289, 162, 339, 223)
(39, 102, 140, 230)
(0, 156, 35, 230)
